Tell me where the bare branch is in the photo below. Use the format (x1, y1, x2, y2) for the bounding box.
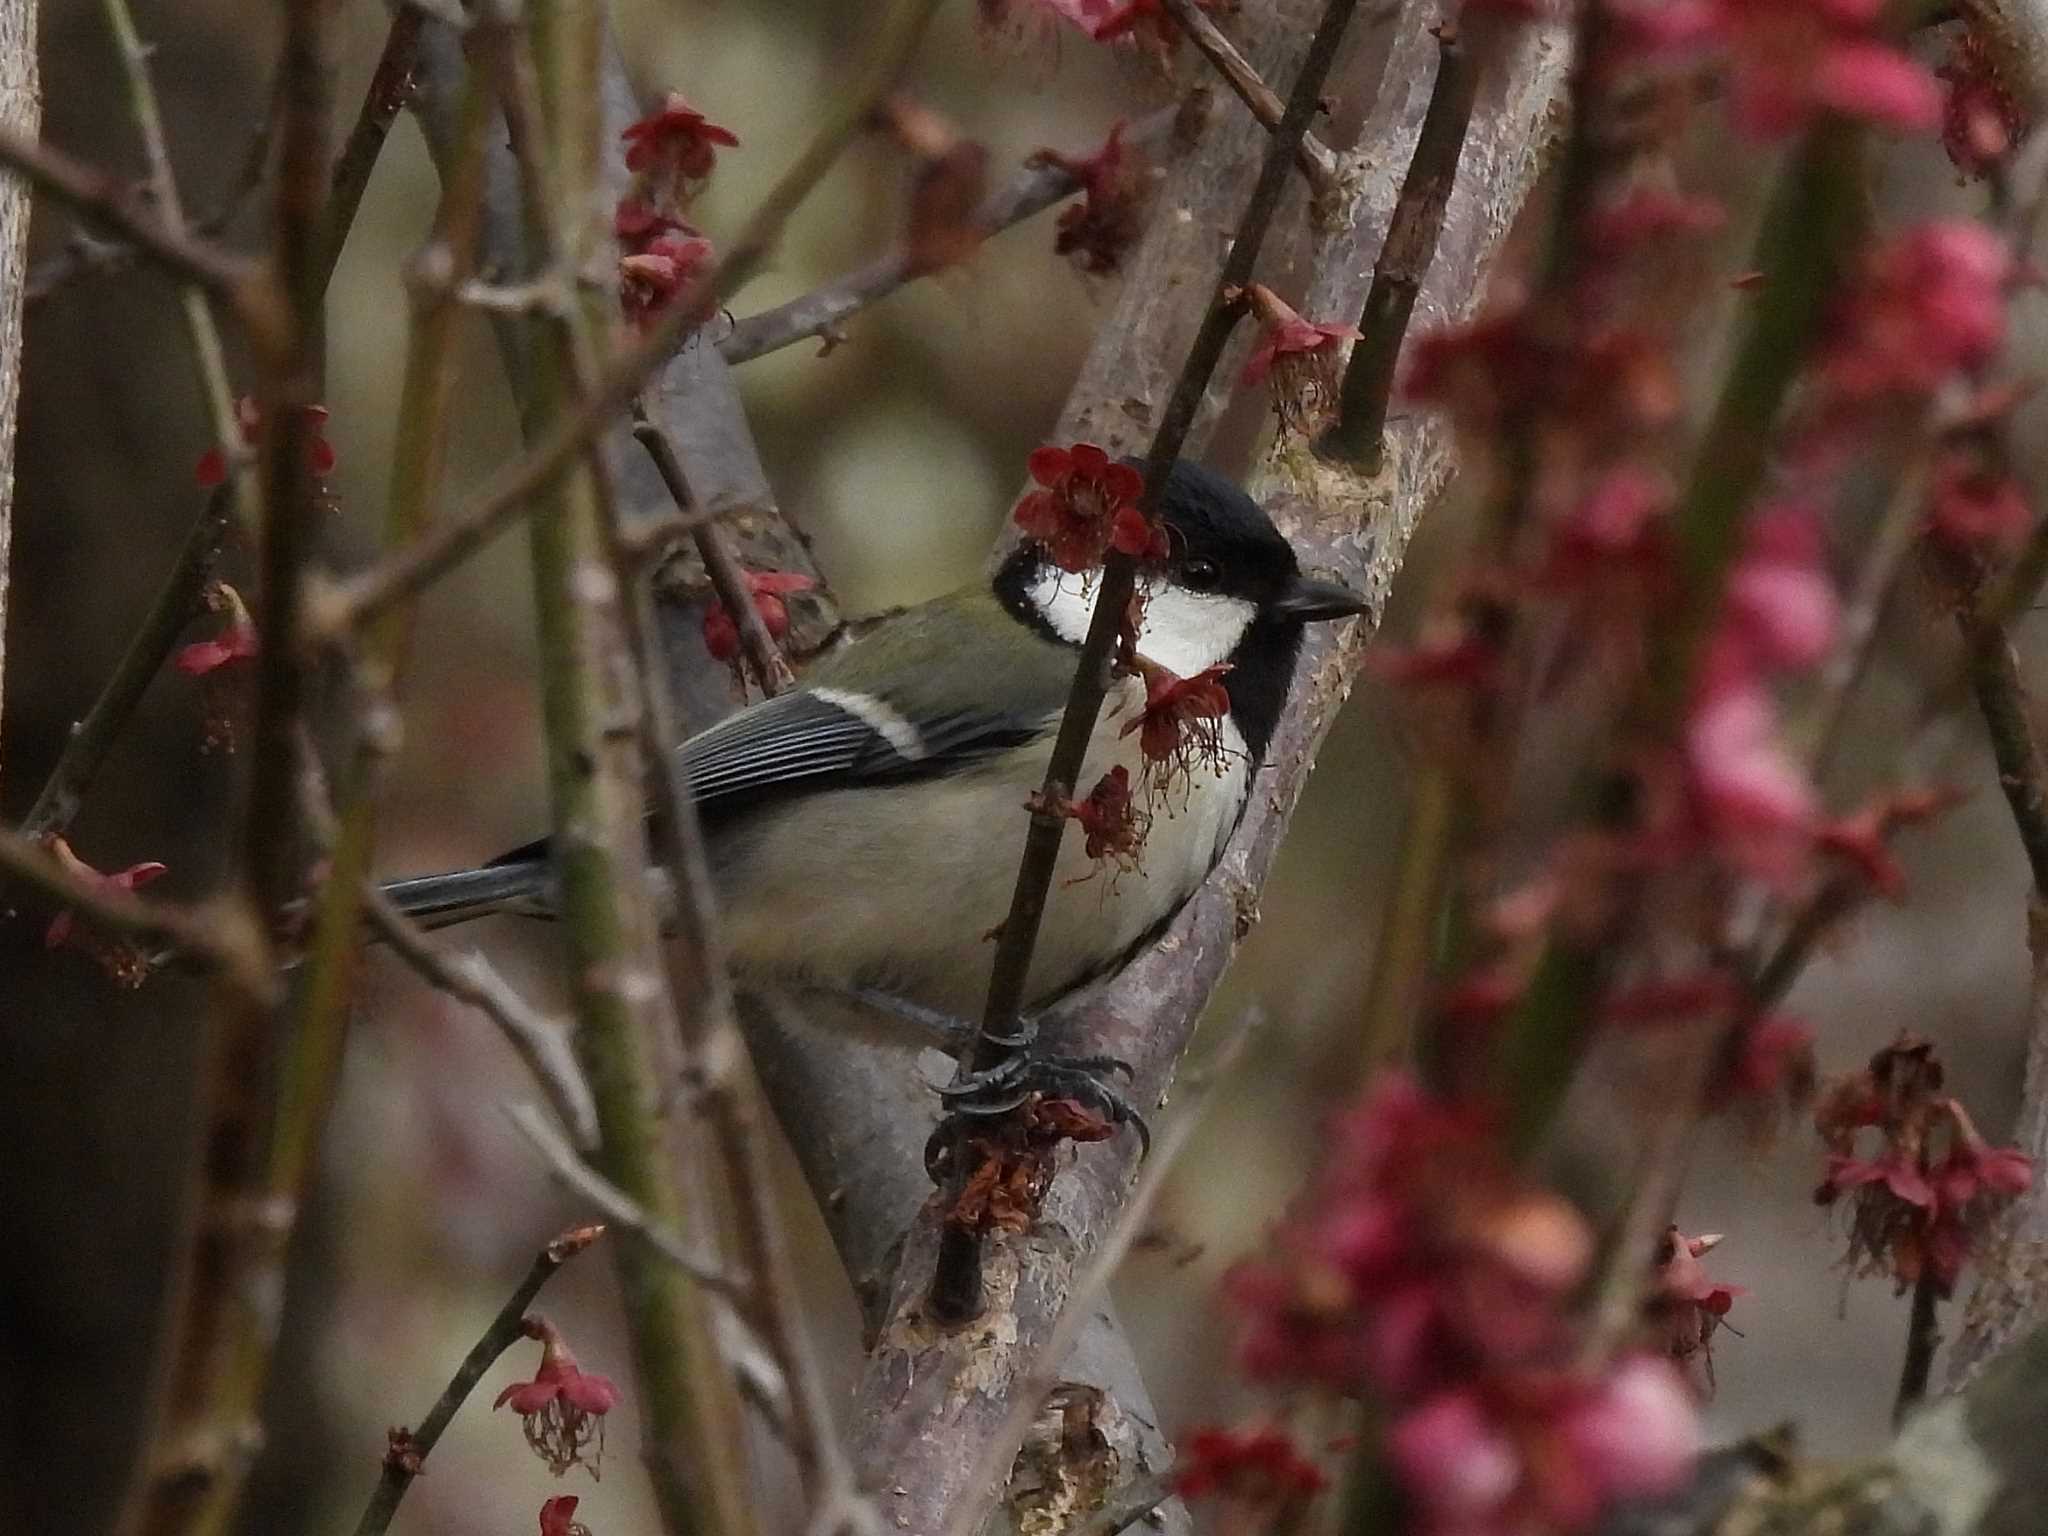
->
(362, 888, 597, 1148)
(847, 16, 1570, 1531)
(0, 125, 270, 314)
(316, 6, 423, 293)
(1159, 0, 1340, 197)
(349, 1223, 605, 1536)
(718, 106, 1184, 366)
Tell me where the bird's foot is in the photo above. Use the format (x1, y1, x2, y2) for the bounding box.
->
(925, 1048, 1150, 1179)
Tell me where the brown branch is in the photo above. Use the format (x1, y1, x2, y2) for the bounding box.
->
(112, 0, 334, 1527)
(320, 0, 941, 638)
(18, 489, 231, 839)
(1159, 0, 1339, 198)
(931, 0, 1369, 1324)
(314, 4, 423, 295)
(363, 886, 598, 1149)
(0, 125, 270, 314)
(717, 105, 1182, 366)
(632, 409, 795, 696)
(1320, 23, 1477, 467)
(349, 1223, 605, 1536)
(847, 14, 1568, 1531)
(0, 0, 28, 786)
(503, 1106, 762, 1309)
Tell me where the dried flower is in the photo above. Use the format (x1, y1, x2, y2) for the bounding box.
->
(1124, 656, 1234, 788)
(1029, 122, 1154, 274)
(1238, 282, 1361, 428)
(1036, 765, 1152, 876)
(1814, 1034, 2032, 1295)
(495, 1316, 620, 1476)
(1013, 442, 1147, 574)
(1939, 24, 2029, 180)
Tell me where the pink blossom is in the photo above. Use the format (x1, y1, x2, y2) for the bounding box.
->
(1388, 1390, 1521, 1530)
(1721, 502, 1837, 672)
(1686, 681, 1816, 886)
(1820, 222, 2012, 405)
(1560, 1356, 1699, 1500)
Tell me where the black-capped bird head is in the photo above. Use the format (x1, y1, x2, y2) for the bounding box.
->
(996, 457, 1367, 759)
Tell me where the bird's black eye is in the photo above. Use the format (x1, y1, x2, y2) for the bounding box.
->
(1180, 557, 1221, 591)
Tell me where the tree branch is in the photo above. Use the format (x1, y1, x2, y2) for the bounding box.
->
(931, 0, 1371, 1324)
(1159, 0, 1340, 198)
(845, 13, 1570, 1535)
(0, 0, 29, 791)
(716, 105, 1183, 367)
(349, 1223, 605, 1536)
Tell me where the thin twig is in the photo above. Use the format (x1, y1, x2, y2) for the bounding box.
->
(1894, 1268, 1943, 1425)
(100, 0, 260, 537)
(719, 106, 1182, 366)
(504, 1105, 762, 1308)
(1158, 0, 1338, 198)
(363, 887, 598, 1148)
(314, 0, 946, 636)
(315, 5, 423, 295)
(19, 492, 230, 840)
(1320, 24, 1478, 467)
(931, 0, 1367, 1324)
(349, 1223, 606, 1536)
(0, 125, 270, 311)
(633, 409, 796, 696)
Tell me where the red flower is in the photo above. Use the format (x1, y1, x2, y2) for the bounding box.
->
(701, 568, 814, 664)
(1402, 309, 1549, 433)
(195, 397, 336, 488)
(538, 1497, 590, 1536)
(1012, 441, 1146, 574)
(1625, 0, 1939, 140)
(619, 232, 716, 331)
(1037, 764, 1151, 874)
(41, 835, 168, 987)
(613, 195, 691, 249)
(1818, 221, 2011, 408)
(176, 618, 259, 677)
(1930, 455, 2031, 547)
(1817, 787, 1956, 898)
(1173, 1425, 1326, 1504)
(1722, 1014, 1817, 1105)
(620, 92, 738, 195)
(494, 1316, 620, 1476)
(1238, 281, 1361, 428)
(1028, 122, 1153, 275)
(1124, 656, 1233, 783)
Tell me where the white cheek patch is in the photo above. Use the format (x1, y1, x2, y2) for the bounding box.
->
(1027, 569, 1256, 678)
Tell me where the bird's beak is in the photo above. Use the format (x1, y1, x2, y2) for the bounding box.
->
(1272, 572, 1369, 622)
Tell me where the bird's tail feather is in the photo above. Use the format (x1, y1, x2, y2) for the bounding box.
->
(377, 859, 553, 931)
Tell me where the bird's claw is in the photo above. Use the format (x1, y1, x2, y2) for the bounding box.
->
(925, 1050, 1150, 1176)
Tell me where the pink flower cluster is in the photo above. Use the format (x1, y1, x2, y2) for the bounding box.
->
(1814, 1035, 2032, 1295)
(614, 94, 735, 332)
(1621, 0, 1940, 140)
(1228, 1075, 1696, 1534)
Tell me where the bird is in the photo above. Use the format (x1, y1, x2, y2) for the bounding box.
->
(380, 459, 1364, 1118)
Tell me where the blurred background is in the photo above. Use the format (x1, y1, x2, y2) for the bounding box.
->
(2, 2, 2043, 1532)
